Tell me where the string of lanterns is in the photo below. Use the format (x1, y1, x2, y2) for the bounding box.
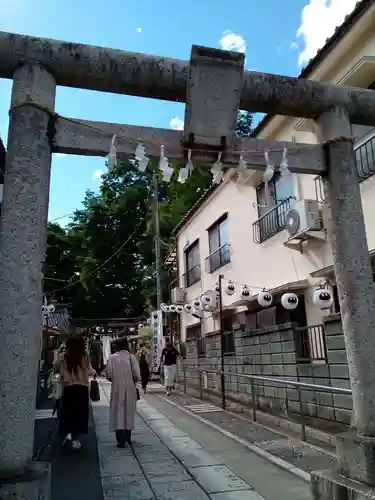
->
(106, 136, 292, 187)
(149, 278, 334, 324)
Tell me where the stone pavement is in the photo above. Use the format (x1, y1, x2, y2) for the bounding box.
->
(94, 380, 312, 500)
(155, 391, 337, 477)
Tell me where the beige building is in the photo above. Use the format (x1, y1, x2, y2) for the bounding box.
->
(169, 0, 375, 361)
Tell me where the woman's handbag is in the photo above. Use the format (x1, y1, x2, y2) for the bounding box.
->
(129, 354, 140, 401)
(90, 374, 100, 402)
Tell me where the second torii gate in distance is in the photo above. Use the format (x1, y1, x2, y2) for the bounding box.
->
(0, 32, 375, 499)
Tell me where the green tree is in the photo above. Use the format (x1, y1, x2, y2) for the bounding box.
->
(236, 110, 253, 137)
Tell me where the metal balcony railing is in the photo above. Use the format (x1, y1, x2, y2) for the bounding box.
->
(294, 324, 327, 363)
(183, 265, 201, 288)
(355, 132, 375, 181)
(205, 243, 231, 273)
(252, 197, 295, 244)
(314, 132, 375, 203)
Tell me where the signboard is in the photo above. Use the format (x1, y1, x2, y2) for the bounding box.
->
(150, 310, 164, 374)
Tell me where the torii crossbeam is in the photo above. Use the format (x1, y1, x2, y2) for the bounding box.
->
(0, 32, 375, 500)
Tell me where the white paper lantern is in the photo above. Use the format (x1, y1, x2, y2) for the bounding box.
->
(215, 283, 220, 294)
(225, 281, 236, 296)
(48, 304, 55, 313)
(184, 303, 193, 313)
(169, 304, 177, 313)
(258, 291, 273, 308)
(192, 299, 202, 310)
(164, 305, 171, 313)
(313, 288, 333, 309)
(241, 286, 251, 301)
(201, 293, 213, 309)
(146, 318, 151, 325)
(281, 292, 299, 310)
(176, 305, 184, 313)
(160, 303, 168, 312)
(152, 311, 159, 320)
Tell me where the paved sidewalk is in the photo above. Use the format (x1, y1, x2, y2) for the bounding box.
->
(158, 391, 336, 476)
(94, 380, 312, 500)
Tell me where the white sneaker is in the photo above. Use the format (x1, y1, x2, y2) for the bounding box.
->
(72, 440, 82, 450)
(62, 433, 72, 446)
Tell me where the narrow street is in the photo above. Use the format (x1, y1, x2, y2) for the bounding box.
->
(91, 380, 314, 500)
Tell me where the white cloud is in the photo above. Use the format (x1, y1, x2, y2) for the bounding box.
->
(169, 117, 184, 131)
(290, 41, 298, 50)
(296, 0, 359, 67)
(219, 30, 246, 53)
(92, 170, 103, 181)
(137, 27, 142, 33)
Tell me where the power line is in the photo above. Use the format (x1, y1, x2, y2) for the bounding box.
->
(49, 215, 147, 294)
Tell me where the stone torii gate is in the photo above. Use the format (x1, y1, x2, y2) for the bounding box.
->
(0, 32, 375, 498)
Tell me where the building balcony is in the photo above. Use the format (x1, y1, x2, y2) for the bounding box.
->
(205, 243, 231, 273)
(252, 197, 294, 244)
(183, 265, 201, 288)
(315, 132, 375, 201)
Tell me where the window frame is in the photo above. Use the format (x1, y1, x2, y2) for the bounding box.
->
(206, 214, 231, 273)
(184, 239, 201, 287)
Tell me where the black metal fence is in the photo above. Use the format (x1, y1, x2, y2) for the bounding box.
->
(205, 244, 231, 273)
(183, 265, 201, 288)
(252, 197, 295, 244)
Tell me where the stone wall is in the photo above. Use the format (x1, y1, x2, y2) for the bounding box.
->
(183, 314, 352, 426)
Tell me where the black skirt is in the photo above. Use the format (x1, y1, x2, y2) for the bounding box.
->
(59, 384, 89, 437)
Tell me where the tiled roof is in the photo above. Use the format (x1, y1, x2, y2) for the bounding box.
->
(252, 0, 373, 136)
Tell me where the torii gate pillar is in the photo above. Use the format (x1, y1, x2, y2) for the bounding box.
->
(0, 63, 54, 497)
(312, 107, 375, 499)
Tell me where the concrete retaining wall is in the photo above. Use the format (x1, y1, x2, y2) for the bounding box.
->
(183, 314, 352, 426)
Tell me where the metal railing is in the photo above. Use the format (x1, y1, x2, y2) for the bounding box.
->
(294, 324, 327, 363)
(252, 197, 295, 244)
(183, 265, 201, 288)
(205, 243, 231, 273)
(356, 132, 375, 182)
(314, 132, 375, 203)
(179, 365, 352, 442)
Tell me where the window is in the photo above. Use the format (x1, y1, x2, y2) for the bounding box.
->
(206, 215, 231, 273)
(196, 328, 206, 358)
(222, 315, 235, 355)
(186, 323, 201, 341)
(245, 296, 307, 332)
(183, 240, 201, 287)
(253, 173, 295, 243)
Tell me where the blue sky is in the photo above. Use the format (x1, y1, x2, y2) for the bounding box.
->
(0, 0, 359, 225)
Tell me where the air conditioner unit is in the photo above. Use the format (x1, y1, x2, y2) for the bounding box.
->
(171, 287, 186, 304)
(285, 199, 322, 237)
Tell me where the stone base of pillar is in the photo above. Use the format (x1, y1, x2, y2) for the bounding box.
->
(336, 430, 375, 485)
(0, 462, 50, 499)
(311, 468, 375, 500)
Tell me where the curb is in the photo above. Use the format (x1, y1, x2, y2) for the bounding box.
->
(156, 393, 311, 483)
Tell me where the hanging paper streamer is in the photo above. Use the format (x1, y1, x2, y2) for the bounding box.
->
(211, 152, 224, 185)
(178, 150, 193, 184)
(237, 152, 248, 183)
(279, 148, 291, 179)
(135, 141, 149, 172)
(159, 145, 174, 182)
(263, 150, 275, 207)
(107, 135, 117, 170)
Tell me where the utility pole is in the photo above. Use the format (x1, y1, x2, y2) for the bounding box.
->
(218, 274, 226, 410)
(153, 169, 162, 310)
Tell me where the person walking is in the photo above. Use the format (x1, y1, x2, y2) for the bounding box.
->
(137, 344, 151, 393)
(106, 336, 141, 448)
(54, 336, 95, 450)
(160, 342, 180, 396)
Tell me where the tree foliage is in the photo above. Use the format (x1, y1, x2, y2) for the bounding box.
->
(44, 111, 253, 319)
